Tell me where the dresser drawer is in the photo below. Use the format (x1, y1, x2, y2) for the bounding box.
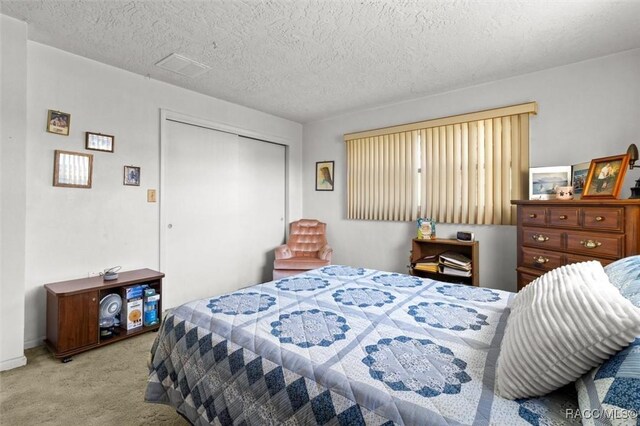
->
(521, 206, 546, 226)
(520, 247, 564, 272)
(564, 253, 615, 267)
(517, 270, 541, 291)
(521, 227, 563, 250)
(548, 207, 580, 228)
(582, 208, 624, 232)
(566, 231, 623, 258)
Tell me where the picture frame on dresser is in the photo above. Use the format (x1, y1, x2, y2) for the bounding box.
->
(528, 166, 571, 200)
(571, 161, 590, 199)
(582, 154, 629, 199)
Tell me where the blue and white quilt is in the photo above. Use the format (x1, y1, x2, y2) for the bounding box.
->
(145, 266, 579, 425)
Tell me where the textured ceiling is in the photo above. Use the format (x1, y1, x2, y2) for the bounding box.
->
(2, 1, 640, 123)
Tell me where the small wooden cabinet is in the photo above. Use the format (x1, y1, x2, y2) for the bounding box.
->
(409, 238, 479, 286)
(44, 268, 164, 362)
(512, 200, 640, 291)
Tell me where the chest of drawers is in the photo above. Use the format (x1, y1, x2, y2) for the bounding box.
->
(512, 200, 640, 291)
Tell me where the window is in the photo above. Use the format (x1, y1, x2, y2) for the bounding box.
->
(345, 102, 537, 225)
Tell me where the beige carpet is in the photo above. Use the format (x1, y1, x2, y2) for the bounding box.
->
(0, 332, 188, 425)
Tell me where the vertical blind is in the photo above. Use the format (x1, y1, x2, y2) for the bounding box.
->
(345, 103, 536, 225)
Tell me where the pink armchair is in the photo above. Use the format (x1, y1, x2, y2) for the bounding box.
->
(273, 219, 333, 280)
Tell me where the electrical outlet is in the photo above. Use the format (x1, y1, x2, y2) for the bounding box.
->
(147, 189, 157, 203)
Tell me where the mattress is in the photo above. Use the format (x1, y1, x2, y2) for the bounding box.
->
(145, 266, 579, 425)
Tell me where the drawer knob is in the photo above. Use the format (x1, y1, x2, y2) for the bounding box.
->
(558, 215, 568, 220)
(580, 240, 602, 249)
(533, 256, 549, 264)
(595, 216, 604, 222)
(531, 234, 549, 242)
(528, 213, 537, 218)
(92, 297, 96, 302)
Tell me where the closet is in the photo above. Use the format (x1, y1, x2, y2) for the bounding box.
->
(162, 118, 286, 308)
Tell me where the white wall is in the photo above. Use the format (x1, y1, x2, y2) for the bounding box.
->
(0, 15, 28, 371)
(303, 49, 640, 292)
(19, 41, 302, 350)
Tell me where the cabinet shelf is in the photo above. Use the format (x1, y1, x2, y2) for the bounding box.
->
(44, 268, 164, 362)
(409, 238, 479, 286)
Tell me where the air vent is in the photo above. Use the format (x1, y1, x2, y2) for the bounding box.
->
(155, 53, 211, 78)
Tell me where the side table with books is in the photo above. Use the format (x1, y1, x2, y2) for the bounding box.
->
(409, 238, 479, 286)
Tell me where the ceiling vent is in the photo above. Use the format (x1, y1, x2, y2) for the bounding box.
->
(155, 53, 211, 78)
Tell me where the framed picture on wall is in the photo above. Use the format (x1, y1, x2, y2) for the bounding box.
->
(46, 110, 71, 136)
(528, 166, 571, 200)
(86, 132, 115, 152)
(123, 166, 141, 186)
(53, 150, 93, 188)
(316, 161, 334, 191)
(582, 154, 629, 199)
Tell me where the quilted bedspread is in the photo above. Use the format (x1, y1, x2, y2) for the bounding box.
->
(145, 266, 579, 425)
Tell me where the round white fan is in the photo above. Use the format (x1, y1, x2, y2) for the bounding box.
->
(99, 294, 122, 337)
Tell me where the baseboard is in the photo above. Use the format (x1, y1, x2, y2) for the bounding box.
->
(0, 354, 27, 371)
(24, 336, 44, 350)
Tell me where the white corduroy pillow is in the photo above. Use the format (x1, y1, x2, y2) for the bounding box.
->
(496, 261, 640, 400)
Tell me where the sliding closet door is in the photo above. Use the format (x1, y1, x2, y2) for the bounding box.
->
(163, 120, 286, 308)
(236, 136, 286, 285)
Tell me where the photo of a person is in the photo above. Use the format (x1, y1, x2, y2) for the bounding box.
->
(595, 162, 613, 192)
(583, 154, 629, 199)
(123, 166, 141, 186)
(316, 161, 335, 191)
(46, 110, 71, 136)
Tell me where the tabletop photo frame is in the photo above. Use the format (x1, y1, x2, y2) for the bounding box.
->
(582, 154, 629, 199)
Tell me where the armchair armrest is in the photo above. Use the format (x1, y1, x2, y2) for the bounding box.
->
(318, 244, 333, 262)
(275, 244, 293, 259)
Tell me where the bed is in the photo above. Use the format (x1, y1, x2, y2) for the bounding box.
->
(145, 266, 579, 425)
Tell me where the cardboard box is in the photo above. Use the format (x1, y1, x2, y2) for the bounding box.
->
(122, 285, 143, 300)
(120, 297, 143, 330)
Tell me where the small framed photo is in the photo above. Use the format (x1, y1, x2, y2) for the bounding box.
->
(571, 161, 591, 199)
(316, 161, 334, 191)
(582, 154, 629, 199)
(86, 132, 114, 153)
(529, 166, 571, 200)
(46, 110, 71, 136)
(123, 166, 140, 186)
(417, 218, 436, 240)
(53, 150, 93, 188)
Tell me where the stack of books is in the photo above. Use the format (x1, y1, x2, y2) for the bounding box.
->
(413, 254, 439, 273)
(438, 251, 472, 277)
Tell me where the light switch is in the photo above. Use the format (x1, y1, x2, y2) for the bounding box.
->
(147, 189, 157, 203)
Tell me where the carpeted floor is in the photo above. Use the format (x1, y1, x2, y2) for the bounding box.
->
(0, 332, 188, 425)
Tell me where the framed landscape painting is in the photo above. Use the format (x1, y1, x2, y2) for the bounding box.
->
(529, 166, 571, 200)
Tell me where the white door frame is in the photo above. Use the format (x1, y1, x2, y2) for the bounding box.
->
(158, 108, 290, 274)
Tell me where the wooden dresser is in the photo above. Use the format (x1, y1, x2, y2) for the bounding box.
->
(512, 200, 640, 291)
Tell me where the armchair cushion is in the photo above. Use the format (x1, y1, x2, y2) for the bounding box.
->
(273, 257, 330, 270)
